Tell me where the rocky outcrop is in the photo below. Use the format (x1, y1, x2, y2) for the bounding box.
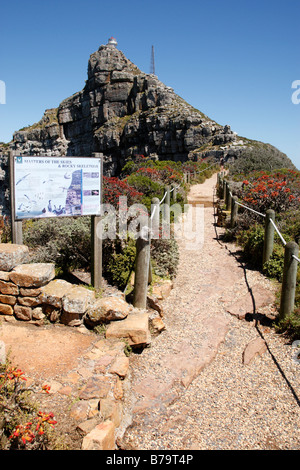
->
(0, 37, 291, 222)
(11, 42, 242, 174)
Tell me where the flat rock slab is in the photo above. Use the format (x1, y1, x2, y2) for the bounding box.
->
(242, 337, 267, 365)
(132, 314, 230, 414)
(82, 420, 115, 450)
(9, 263, 55, 287)
(226, 285, 274, 320)
(0, 244, 29, 272)
(105, 312, 151, 347)
(62, 286, 95, 314)
(40, 279, 74, 308)
(85, 296, 130, 326)
(79, 376, 112, 400)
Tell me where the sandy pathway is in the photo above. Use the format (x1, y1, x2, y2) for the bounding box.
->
(121, 173, 300, 450)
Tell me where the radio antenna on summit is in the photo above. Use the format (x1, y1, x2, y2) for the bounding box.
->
(150, 45, 155, 75)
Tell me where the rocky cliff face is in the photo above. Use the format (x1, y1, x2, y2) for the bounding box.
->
(11, 43, 244, 174)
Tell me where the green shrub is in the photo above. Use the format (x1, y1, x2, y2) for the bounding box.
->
(23, 217, 91, 274)
(104, 237, 136, 291)
(228, 143, 295, 176)
(276, 308, 300, 340)
(236, 224, 265, 268)
(150, 237, 179, 279)
(263, 243, 285, 281)
(126, 173, 165, 209)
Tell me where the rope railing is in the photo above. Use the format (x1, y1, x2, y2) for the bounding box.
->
(159, 191, 168, 205)
(218, 172, 299, 321)
(132, 162, 216, 308)
(269, 217, 287, 246)
(235, 200, 266, 219)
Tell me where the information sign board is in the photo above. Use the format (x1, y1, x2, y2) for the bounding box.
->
(14, 156, 102, 220)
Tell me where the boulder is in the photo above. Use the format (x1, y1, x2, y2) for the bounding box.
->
(99, 399, 123, 427)
(32, 306, 45, 320)
(0, 281, 19, 295)
(60, 311, 83, 327)
(14, 305, 32, 321)
(0, 304, 13, 315)
(9, 263, 55, 287)
(81, 420, 115, 451)
(79, 376, 111, 400)
(62, 286, 95, 314)
(85, 296, 130, 326)
(0, 244, 29, 272)
(20, 287, 42, 297)
(243, 337, 267, 365)
(0, 271, 11, 281)
(18, 296, 42, 307)
(226, 286, 274, 320)
(105, 312, 151, 347)
(0, 294, 17, 305)
(40, 279, 73, 308)
(150, 316, 166, 333)
(108, 356, 130, 378)
(152, 280, 173, 300)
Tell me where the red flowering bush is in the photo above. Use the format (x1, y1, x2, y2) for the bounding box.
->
(103, 176, 143, 208)
(227, 167, 300, 321)
(238, 170, 300, 213)
(0, 360, 57, 450)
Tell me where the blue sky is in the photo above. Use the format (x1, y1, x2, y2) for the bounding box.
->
(1, 0, 299, 169)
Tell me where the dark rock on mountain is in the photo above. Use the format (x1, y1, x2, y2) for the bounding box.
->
(8, 40, 295, 175)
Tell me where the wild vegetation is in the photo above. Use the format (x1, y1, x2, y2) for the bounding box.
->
(17, 156, 216, 291)
(227, 155, 300, 338)
(0, 156, 217, 450)
(0, 358, 59, 450)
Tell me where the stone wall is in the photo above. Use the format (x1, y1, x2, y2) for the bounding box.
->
(0, 243, 97, 326)
(0, 243, 152, 348)
(0, 243, 56, 320)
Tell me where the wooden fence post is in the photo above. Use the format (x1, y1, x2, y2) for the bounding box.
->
(133, 222, 151, 309)
(217, 173, 221, 189)
(166, 185, 170, 207)
(279, 241, 299, 320)
(91, 153, 103, 291)
(263, 209, 275, 266)
(223, 180, 227, 201)
(217, 175, 223, 198)
(226, 183, 231, 211)
(230, 196, 238, 228)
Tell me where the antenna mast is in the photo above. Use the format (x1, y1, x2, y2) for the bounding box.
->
(150, 45, 155, 75)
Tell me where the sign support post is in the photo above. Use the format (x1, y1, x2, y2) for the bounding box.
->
(9, 151, 23, 244)
(91, 153, 103, 291)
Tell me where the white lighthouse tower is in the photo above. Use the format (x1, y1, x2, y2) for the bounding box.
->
(107, 36, 118, 47)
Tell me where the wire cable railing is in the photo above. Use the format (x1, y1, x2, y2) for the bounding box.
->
(219, 173, 299, 320)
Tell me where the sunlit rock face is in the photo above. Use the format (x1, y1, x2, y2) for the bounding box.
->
(11, 43, 240, 174)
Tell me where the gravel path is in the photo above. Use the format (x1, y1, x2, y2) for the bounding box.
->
(121, 173, 300, 451)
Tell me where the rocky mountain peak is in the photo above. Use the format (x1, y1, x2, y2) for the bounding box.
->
(10, 42, 292, 174)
